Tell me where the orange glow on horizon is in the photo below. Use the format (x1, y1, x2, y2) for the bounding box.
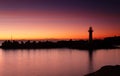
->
(0, 10, 120, 40)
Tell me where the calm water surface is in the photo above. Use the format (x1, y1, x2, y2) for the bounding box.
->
(0, 49, 120, 76)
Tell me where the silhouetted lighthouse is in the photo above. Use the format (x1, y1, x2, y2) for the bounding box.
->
(88, 27, 93, 44)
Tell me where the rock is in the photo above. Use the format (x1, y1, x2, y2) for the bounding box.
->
(85, 65, 120, 76)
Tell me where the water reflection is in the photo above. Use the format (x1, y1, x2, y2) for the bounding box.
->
(0, 49, 120, 76)
(88, 49, 93, 73)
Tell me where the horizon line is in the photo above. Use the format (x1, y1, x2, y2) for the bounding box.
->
(0, 36, 119, 41)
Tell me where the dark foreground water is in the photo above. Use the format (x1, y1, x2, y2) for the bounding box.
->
(0, 49, 120, 76)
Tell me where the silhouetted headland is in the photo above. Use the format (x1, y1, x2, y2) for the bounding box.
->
(0, 36, 120, 49)
(1, 27, 120, 50)
(85, 65, 120, 76)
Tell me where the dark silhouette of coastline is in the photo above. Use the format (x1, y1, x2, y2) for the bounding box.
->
(0, 36, 120, 50)
(85, 65, 120, 76)
(0, 27, 120, 50)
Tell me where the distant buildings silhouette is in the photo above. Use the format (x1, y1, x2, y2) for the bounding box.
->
(0, 27, 120, 49)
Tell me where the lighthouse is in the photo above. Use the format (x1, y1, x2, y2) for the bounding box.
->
(88, 27, 93, 45)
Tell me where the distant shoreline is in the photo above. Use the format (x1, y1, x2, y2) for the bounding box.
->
(0, 36, 120, 50)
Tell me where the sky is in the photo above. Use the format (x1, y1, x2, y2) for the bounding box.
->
(0, 0, 120, 40)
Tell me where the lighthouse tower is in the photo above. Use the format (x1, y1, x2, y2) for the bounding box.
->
(88, 27, 93, 45)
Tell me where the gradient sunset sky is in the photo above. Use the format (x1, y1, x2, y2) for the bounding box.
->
(0, 0, 120, 40)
